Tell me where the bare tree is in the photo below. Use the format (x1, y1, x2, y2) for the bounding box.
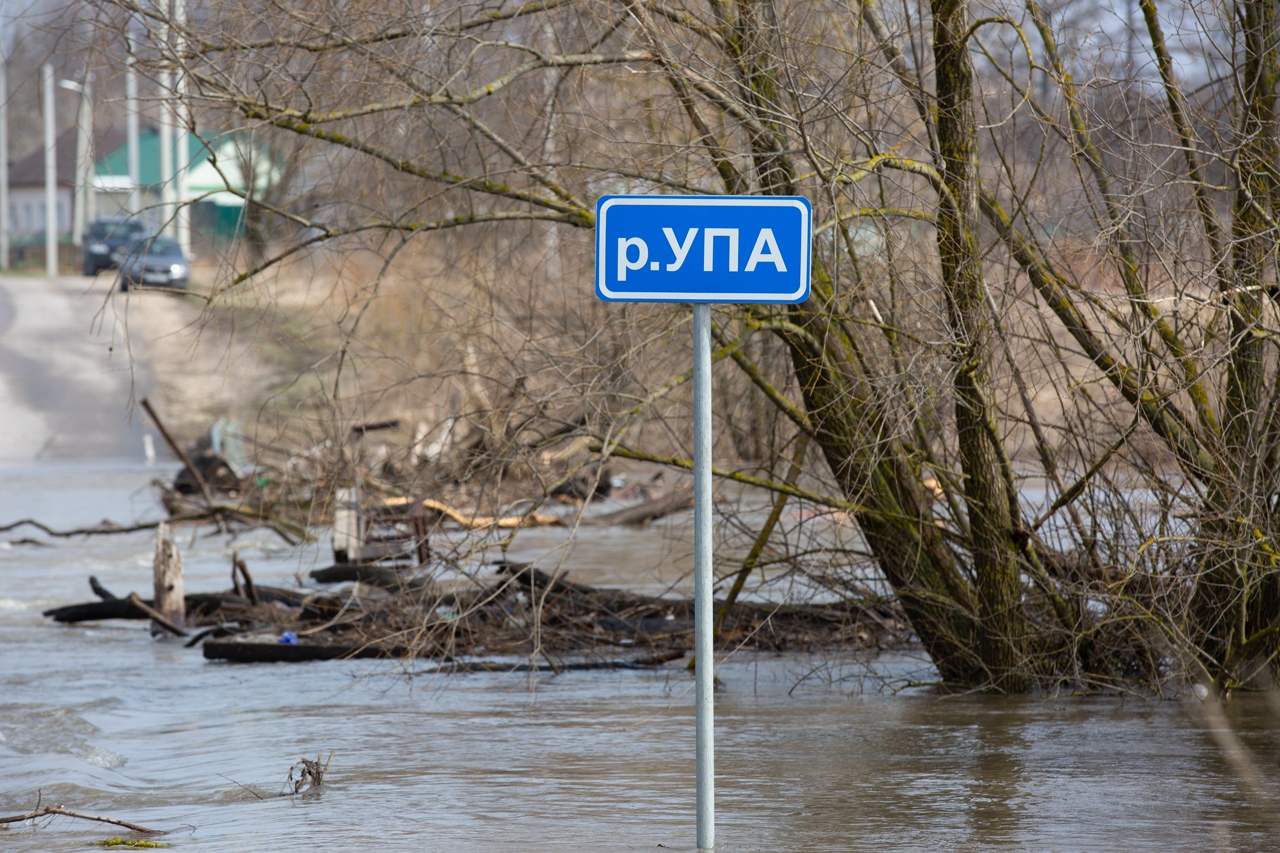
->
(88, 0, 1280, 693)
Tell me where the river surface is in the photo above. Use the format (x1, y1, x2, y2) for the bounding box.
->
(1, 460, 1278, 852)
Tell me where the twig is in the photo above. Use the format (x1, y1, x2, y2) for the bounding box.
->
(0, 509, 306, 545)
(717, 435, 809, 635)
(0, 804, 162, 834)
(218, 774, 266, 801)
(0, 518, 163, 536)
(2, 537, 50, 547)
(232, 553, 259, 605)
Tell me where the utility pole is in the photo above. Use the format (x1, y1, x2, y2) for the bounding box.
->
(1, 57, 9, 271)
(42, 62, 57, 278)
(81, 76, 94, 231)
(174, 0, 189, 255)
(158, 14, 173, 236)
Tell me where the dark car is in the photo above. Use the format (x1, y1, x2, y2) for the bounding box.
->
(82, 217, 150, 276)
(117, 236, 190, 291)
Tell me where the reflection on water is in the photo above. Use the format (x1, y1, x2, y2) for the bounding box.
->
(0, 461, 1277, 852)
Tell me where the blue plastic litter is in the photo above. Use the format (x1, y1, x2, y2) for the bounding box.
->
(278, 631, 298, 645)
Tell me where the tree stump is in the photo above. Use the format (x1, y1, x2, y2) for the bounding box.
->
(152, 521, 185, 636)
(332, 487, 361, 564)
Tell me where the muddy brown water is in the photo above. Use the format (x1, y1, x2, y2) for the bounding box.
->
(1, 461, 1277, 852)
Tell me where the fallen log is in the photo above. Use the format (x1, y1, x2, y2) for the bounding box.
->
(310, 563, 435, 592)
(415, 650, 686, 675)
(43, 581, 332, 624)
(581, 487, 694, 526)
(43, 593, 228, 624)
(203, 635, 412, 662)
(382, 496, 563, 529)
(42, 599, 134, 623)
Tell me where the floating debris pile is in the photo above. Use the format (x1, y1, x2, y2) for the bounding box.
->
(44, 557, 912, 667)
(30, 407, 914, 669)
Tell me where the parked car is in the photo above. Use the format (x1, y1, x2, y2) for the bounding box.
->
(82, 217, 150, 276)
(117, 236, 190, 291)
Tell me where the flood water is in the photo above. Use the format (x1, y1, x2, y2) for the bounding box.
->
(2, 460, 1278, 852)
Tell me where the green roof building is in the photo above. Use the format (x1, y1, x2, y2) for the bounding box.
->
(93, 127, 257, 242)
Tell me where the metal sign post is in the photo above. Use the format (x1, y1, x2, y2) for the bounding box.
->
(691, 300, 714, 851)
(595, 195, 811, 852)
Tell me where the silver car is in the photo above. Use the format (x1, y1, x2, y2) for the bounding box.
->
(118, 236, 190, 291)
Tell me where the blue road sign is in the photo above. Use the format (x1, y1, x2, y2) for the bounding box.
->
(595, 195, 811, 303)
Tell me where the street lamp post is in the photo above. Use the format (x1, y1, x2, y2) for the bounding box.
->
(59, 77, 93, 249)
(126, 30, 141, 217)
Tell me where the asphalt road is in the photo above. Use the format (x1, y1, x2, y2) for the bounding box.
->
(0, 274, 153, 461)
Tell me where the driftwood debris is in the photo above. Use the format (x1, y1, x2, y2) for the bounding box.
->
(414, 649, 686, 675)
(0, 804, 162, 834)
(1, 507, 307, 548)
(203, 635, 412, 663)
(126, 593, 187, 638)
(382, 496, 562, 529)
(308, 563, 437, 592)
(493, 562, 912, 650)
(43, 579, 338, 625)
(288, 752, 333, 794)
(44, 596, 178, 624)
(231, 553, 259, 604)
(90, 575, 118, 600)
(45, 553, 912, 666)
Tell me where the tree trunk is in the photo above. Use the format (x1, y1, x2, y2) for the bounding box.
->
(932, 0, 1029, 690)
(1193, 0, 1280, 687)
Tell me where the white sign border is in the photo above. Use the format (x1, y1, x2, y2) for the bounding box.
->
(595, 195, 812, 303)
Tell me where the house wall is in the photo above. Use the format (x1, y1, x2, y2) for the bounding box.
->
(5, 187, 72, 236)
(6, 186, 224, 243)
(95, 189, 164, 230)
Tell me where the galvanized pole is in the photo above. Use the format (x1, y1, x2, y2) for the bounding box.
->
(42, 62, 56, 278)
(692, 301, 715, 852)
